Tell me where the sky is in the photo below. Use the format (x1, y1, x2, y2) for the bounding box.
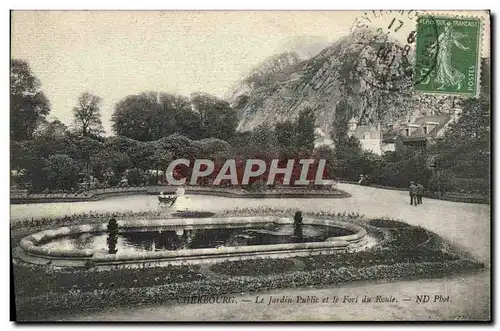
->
(11, 10, 490, 135)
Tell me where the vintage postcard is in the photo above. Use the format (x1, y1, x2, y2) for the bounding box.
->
(10, 10, 491, 322)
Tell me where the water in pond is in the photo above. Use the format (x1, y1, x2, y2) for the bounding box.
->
(38, 223, 355, 253)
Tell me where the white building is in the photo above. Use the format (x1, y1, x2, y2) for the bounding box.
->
(314, 118, 385, 155)
(347, 117, 384, 155)
(314, 124, 334, 149)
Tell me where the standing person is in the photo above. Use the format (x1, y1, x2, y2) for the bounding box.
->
(416, 182, 424, 204)
(409, 181, 418, 206)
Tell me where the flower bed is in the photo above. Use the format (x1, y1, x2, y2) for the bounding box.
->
(208, 223, 457, 277)
(15, 259, 483, 321)
(181, 188, 351, 199)
(171, 211, 216, 218)
(11, 187, 148, 204)
(368, 218, 410, 228)
(11, 185, 351, 205)
(13, 263, 205, 298)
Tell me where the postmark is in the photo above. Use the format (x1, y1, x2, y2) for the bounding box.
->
(351, 11, 439, 93)
(414, 16, 482, 97)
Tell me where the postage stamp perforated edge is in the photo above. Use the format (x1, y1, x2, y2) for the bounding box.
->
(413, 11, 487, 98)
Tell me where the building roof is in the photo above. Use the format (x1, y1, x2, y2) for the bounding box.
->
(403, 115, 451, 138)
(382, 131, 398, 143)
(402, 136, 427, 142)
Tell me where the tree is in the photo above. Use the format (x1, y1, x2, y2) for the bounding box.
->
(295, 107, 316, 152)
(112, 92, 198, 141)
(72, 92, 104, 137)
(89, 148, 130, 183)
(10, 59, 51, 141)
(198, 138, 232, 159)
(332, 135, 364, 180)
(128, 142, 156, 171)
(190, 93, 238, 141)
(104, 135, 141, 154)
(275, 120, 297, 157)
(331, 100, 352, 146)
(112, 92, 237, 141)
(74, 136, 103, 182)
(429, 58, 490, 183)
(314, 145, 335, 181)
(45, 154, 80, 191)
(24, 156, 51, 193)
(33, 119, 68, 138)
(90, 151, 109, 182)
(248, 123, 279, 159)
(432, 98, 490, 180)
(10, 140, 26, 172)
(229, 131, 253, 155)
(126, 168, 145, 186)
(24, 154, 81, 193)
(152, 149, 173, 184)
(160, 93, 198, 139)
(112, 92, 160, 141)
(106, 150, 131, 179)
(156, 133, 201, 160)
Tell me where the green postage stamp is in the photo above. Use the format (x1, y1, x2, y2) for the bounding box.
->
(414, 15, 482, 97)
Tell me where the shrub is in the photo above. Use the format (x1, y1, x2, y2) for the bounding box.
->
(126, 168, 144, 187)
(386, 226, 430, 251)
(211, 258, 297, 276)
(450, 177, 490, 194)
(107, 176, 120, 187)
(368, 219, 410, 228)
(245, 179, 267, 193)
(427, 170, 454, 193)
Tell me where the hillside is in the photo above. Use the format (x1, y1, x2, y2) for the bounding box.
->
(228, 31, 460, 132)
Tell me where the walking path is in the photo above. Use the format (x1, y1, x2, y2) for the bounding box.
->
(11, 184, 491, 321)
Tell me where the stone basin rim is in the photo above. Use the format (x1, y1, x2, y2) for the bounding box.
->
(19, 216, 367, 263)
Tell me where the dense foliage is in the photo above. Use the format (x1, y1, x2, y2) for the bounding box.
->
(326, 68, 490, 195)
(11, 99, 321, 191)
(10, 59, 51, 141)
(10, 58, 490, 197)
(111, 92, 238, 142)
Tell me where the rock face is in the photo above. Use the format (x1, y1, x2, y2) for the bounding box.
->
(227, 32, 460, 132)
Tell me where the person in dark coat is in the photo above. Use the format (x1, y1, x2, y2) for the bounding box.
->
(416, 183, 424, 204)
(409, 181, 418, 206)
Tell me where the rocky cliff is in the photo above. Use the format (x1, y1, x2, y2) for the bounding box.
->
(227, 31, 460, 132)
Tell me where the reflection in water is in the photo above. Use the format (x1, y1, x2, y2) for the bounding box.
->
(38, 224, 355, 253)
